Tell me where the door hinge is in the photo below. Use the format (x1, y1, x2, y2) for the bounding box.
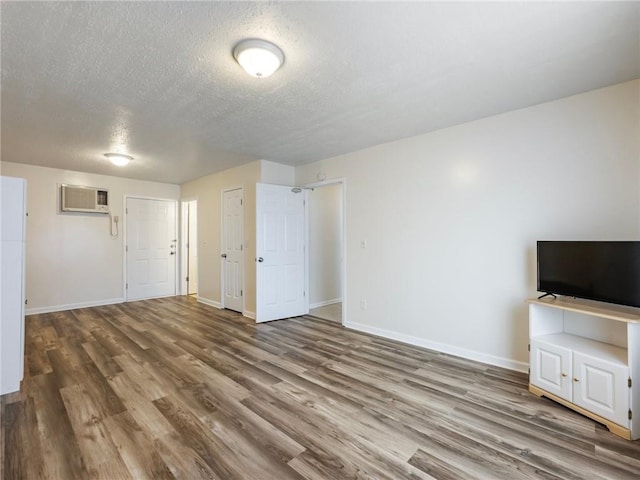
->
(126, 283, 128, 289)
(241, 244, 243, 251)
(528, 368, 530, 375)
(126, 208, 128, 214)
(528, 343, 530, 352)
(240, 199, 243, 206)
(186, 276, 189, 282)
(629, 377, 632, 388)
(629, 409, 633, 420)
(240, 290, 243, 297)
(125, 245, 128, 252)
(303, 291, 306, 297)
(25, 299, 28, 305)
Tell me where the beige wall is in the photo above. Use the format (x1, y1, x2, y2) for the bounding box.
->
(0, 162, 180, 313)
(181, 159, 295, 317)
(181, 161, 260, 315)
(308, 183, 342, 306)
(296, 80, 640, 370)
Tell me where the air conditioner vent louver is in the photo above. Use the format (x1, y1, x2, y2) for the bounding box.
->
(61, 184, 109, 213)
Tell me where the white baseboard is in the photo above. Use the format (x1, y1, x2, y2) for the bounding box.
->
(343, 321, 528, 373)
(310, 298, 342, 309)
(26, 297, 125, 316)
(197, 296, 222, 309)
(243, 310, 256, 320)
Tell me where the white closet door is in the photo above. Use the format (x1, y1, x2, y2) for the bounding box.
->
(222, 188, 244, 313)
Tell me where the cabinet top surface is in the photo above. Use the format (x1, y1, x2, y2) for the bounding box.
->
(527, 297, 640, 323)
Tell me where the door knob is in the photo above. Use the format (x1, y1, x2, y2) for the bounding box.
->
(221, 253, 227, 258)
(258, 257, 264, 262)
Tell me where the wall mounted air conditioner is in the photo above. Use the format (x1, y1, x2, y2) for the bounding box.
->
(61, 184, 109, 213)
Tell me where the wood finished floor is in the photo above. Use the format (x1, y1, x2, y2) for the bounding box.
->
(2, 297, 639, 479)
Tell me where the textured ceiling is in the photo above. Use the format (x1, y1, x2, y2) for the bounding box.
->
(2, 2, 639, 185)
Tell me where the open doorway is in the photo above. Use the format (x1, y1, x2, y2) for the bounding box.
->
(307, 181, 344, 323)
(181, 199, 198, 296)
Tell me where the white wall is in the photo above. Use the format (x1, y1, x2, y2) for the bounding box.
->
(0, 162, 180, 313)
(296, 80, 640, 371)
(261, 160, 295, 185)
(309, 183, 342, 306)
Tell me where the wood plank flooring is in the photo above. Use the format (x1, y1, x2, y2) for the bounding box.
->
(2, 296, 639, 479)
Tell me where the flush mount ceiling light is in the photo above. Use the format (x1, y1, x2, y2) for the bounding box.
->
(233, 39, 284, 78)
(104, 153, 133, 167)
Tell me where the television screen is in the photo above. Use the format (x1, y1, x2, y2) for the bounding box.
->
(537, 241, 640, 308)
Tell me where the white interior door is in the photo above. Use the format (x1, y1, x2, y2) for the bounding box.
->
(222, 188, 244, 313)
(126, 197, 177, 301)
(256, 183, 307, 323)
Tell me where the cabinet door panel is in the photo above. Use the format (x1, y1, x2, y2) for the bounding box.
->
(573, 352, 629, 427)
(531, 339, 572, 400)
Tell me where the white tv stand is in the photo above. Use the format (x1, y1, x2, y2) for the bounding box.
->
(527, 296, 640, 440)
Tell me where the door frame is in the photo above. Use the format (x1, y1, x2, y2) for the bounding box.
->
(180, 197, 198, 296)
(302, 178, 347, 325)
(220, 186, 245, 314)
(123, 195, 179, 302)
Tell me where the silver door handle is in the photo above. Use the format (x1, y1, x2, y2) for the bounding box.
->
(221, 253, 227, 258)
(257, 257, 264, 262)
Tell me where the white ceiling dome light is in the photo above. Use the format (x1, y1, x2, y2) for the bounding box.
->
(104, 153, 133, 166)
(233, 39, 284, 78)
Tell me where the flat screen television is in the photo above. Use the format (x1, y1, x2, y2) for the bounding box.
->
(537, 241, 640, 308)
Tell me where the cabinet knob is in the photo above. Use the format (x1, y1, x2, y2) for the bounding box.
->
(573, 378, 580, 382)
(561, 373, 567, 377)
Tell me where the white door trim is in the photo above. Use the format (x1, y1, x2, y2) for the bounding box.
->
(302, 178, 347, 326)
(221, 186, 245, 314)
(123, 195, 179, 302)
(180, 198, 198, 296)
(181, 201, 188, 296)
